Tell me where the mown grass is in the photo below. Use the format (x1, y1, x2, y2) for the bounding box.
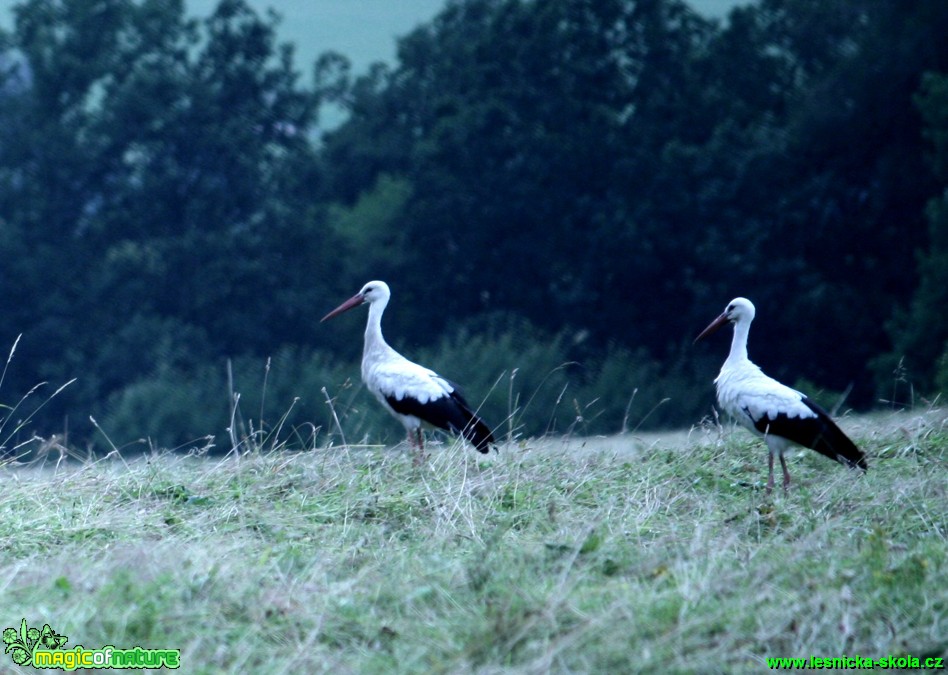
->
(0, 409, 945, 673)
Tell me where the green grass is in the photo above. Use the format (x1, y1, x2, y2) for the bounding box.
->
(0, 409, 945, 673)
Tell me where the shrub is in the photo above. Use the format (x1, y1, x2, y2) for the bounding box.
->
(101, 316, 717, 452)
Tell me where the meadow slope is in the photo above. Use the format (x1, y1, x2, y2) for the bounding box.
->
(0, 407, 945, 673)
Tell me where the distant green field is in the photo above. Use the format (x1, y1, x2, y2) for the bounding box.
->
(1, 408, 945, 673)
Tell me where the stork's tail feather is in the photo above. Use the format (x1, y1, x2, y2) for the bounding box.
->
(812, 427, 867, 471)
(449, 390, 495, 453)
(804, 400, 868, 471)
(462, 415, 495, 454)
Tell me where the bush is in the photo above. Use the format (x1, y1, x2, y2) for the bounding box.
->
(417, 314, 709, 441)
(102, 347, 361, 453)
(100, 316, 718, 452)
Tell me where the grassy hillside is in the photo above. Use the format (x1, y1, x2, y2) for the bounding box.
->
(0, 408, 945, 673)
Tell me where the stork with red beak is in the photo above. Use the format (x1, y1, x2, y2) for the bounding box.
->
(321, 280, 494, 457)
(695, 297, 867, 493)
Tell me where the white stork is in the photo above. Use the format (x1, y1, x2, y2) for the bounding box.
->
(321, 280, 495, 456)
(694, 297, 867, 493)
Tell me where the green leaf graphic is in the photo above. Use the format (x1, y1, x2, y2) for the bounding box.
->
(39, 624, 67, 650)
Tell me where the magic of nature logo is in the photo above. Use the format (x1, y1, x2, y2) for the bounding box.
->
(3, 618, 180, 670)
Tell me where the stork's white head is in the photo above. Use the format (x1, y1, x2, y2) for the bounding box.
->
(358, 280, 391, 305)
(321, 280, 391, 322)
(694, 297, 756, 343)
(722, 297, 755, 323)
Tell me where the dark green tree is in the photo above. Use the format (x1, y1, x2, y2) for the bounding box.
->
(880, 72, 948, 399)
(321, 0, 948, 414)
(323, 0, 719, 345)
(0, 0, 338, 445)
(734, 0, 948, 402)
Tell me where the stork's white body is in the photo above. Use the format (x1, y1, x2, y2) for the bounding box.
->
(322, 281, 493, 455)
(360, 305, 458, 440)
(713, 311, 814, 451)
(697, 297, 867, 492)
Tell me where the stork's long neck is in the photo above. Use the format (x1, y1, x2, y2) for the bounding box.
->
(725, 317, 751, 367)
(363, 298, 391, 360)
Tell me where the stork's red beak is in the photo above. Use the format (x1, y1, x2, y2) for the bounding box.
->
(321, 293, 365, 322)
(694, 312, 729, 344)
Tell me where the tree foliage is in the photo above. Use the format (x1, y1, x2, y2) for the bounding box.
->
(880, 71, 948, 400)
(1, 0, 947, 449)
(0, 0, 338, 445)
(322, 0, 948, 404)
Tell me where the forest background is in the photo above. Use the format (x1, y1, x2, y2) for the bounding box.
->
(1, 0, 947, 453)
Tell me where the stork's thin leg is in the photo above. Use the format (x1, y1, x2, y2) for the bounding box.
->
(780, 454, 791, 491)
(411, 428, 427, 467)
(766, 453, 776, 495)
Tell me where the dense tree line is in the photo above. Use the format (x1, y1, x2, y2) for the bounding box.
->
(0, 0, 946, 452)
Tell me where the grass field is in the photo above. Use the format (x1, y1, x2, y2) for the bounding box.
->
(0, 407, 945, 673)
